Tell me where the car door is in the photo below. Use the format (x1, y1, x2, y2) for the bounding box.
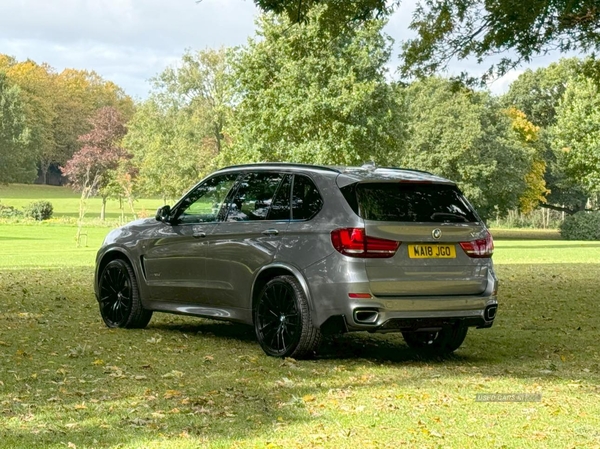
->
(203, 172, 291, 310)
(142, 173, 239, 304)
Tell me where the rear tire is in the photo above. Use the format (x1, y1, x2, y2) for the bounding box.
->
(98, 259, 152, 329)
(402, 323, 468, 356)
(254, 275, 321, 358)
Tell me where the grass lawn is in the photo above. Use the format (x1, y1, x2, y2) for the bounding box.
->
(0, 183, 165, 222)
(1, 222, 600, 448)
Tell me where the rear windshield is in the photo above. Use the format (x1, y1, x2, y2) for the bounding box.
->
(341, 182, 479, 223)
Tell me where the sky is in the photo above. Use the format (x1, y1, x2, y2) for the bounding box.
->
(0, 0, 566, 100)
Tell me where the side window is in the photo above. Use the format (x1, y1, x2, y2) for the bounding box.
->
(266, 175, 292, 221)
(177, 174, 238, 224)
(226, 172, 284, 222)
(292, 175, 323, 220)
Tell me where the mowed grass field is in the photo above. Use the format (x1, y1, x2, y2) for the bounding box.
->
(1, 185, 600, 448)
(0, 183, 165, 222)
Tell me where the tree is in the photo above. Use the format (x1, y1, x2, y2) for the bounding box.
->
(504, 107, 549, 214)
(396, 77, 534, 219)
(0, 72, 32, 183)
(2, 59, 56, 183)
(124, 49, 233, 201)
(51, 69, 134, 184)
(401, 1, 600, 80)
(254, 0, 393, 28)
(551, 77, 600, 202)
(502, 58, 584, 129)
(0, 55, 134, 184)
(124, 99, 211, 201)
(502, 58, 592, 213)
(252, 1, 600, 81)
(226, 6, 402, 166)
(153, 48, 233, 156)
(62, 107, 128, 229)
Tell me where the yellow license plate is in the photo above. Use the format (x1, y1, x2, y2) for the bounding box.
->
(408, 244, 456, 259)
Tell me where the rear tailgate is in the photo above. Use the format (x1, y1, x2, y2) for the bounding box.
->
(364, 221, 489, 296)
(342, 181, 491, 297)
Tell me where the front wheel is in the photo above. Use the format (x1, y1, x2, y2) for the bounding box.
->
(254, 275, 321, 358)
(98, 259, 153, 329)
(402, 323, 468, 356)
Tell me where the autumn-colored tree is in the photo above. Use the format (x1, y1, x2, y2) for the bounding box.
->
(504, 107, 549, 214)
(62, 107, 128, 241)
(51, 69, 135, 183)
(1, 54, 134, 184)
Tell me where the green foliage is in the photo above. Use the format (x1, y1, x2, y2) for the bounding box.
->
(560, 211, 600, 240)
(123, 100, 208, 200)
(0, 203, 23, 218)
(551, 77, 600, 196)
(0, 72, 33, 183)
(255, 1, 600, 83)
(502, 58, 594, 213)
(124, 49, 233, 200)
(23, 200, 53, 221)
(154, 48, 233, 155)
(502, 58, 584, 129)
(254, 0, 395, 28)
(226, 6, 402, 166)
(399, 0, 600, 81)
(396, 78, 534, 219)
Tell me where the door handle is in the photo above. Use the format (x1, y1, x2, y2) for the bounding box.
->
(261, 229, 279, 236)
(193, 232, 206, 239)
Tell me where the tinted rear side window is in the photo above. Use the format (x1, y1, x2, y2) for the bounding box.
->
(267, 175, 292, 220)
(342, 182, 478, 223)
(292, 175, 323, 220)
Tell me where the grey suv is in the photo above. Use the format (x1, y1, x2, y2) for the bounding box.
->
(94, 163, 498, 358)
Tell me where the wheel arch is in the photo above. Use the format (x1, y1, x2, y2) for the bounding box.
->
(251, 263, 313, 316)
(96, 249, 138, 297)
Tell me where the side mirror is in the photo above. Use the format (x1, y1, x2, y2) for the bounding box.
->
(155, 205, 172, 223)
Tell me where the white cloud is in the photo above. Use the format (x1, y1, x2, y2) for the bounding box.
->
(0, 0, 259, 98)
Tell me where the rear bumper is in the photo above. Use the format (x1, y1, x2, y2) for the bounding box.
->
(304, 256, 499, 332)
(344, 300, 498, 333)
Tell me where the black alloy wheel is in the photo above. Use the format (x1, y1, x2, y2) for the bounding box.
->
(402, 323, 468, 356)
(254, 275, 321, 358)
(98, 259, 152, 329)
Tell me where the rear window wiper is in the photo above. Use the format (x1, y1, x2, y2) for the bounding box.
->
(430, 212, 468, 222)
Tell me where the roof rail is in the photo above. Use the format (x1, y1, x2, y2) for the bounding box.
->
(218, 162, 342, 174)
(378, 166, 434, 176)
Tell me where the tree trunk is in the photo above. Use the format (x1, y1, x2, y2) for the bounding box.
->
(100, 196, 107, 221)
(127, 194, 137, 220)
(39, 160, 50, 185)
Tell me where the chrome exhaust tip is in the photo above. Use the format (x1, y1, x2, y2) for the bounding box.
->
(484, 305, 498, 321)
(354, 309, 379, 324)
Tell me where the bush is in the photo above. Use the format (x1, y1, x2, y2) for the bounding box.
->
(23, 200, 54, 221)
(0, 203, 24, 219)
(560, 211, 600, 240)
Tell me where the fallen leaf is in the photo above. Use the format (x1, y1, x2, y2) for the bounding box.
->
(164, 390, 182, 399)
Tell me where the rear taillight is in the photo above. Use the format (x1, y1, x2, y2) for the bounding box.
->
(460, 230, 494, 258)
(331, 228, 400, 258)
